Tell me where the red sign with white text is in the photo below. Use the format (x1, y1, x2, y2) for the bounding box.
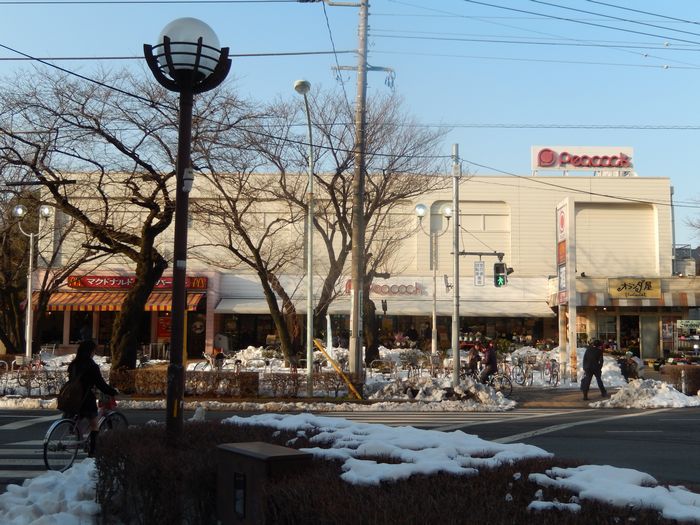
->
(67, 275, 208, 290)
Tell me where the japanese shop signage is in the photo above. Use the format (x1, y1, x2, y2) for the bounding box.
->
(608, 278, 661, 299)
(532, 146, 633, 172)
(67, 275, 208, 290)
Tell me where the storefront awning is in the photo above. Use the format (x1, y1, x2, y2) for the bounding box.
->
(215, 298, 272, 314)
(215, 296, 553, 318)
(33, 291, 205, 312)
(552, 292, 700, 308)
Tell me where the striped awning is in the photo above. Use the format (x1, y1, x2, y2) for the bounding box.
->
(550, 291, 700, 308)
(33, 291, 205, 312)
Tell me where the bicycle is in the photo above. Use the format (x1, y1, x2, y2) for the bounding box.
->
(543, 357, 560, 386)
(510, 354, 535, 387)
(43, 394, 128, 472)
(460, 365, 513, 398)
(192, 351, 237, 371)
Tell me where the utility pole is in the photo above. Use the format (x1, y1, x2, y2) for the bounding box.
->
(304, 0, 393, 384)
(451, 144, 461, 387)
(348, 0, 368, 380)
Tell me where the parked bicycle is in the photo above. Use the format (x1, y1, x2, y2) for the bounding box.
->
(192, 351, 238, 371)
(460, 364, 513, 398)
(44, 394, 128, 471)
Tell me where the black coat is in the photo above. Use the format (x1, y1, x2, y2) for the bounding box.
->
(582, 346, 604, 373)
(67, 358, 117, 418)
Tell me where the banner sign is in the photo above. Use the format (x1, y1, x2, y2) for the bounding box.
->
(67, 275, 208, 290)
(608, 278, 661, 299)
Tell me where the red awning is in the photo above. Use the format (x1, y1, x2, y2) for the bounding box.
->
(32, 291, 205, 312)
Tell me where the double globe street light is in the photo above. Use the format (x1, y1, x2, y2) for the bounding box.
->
(144, 17, 231, 438)
(415, 203, 451, 356)
(13, 203, 52, 360)
(293, 79, 316, 397)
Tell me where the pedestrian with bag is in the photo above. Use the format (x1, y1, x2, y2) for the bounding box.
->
(581, 340, 608, 400)
(64, 340, 118, 457)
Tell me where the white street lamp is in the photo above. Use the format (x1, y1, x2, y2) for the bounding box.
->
(294, 78, 315, 397)
(415, 203, 451, 355)
(144, 17, 231, 438)
(13, 203, 52, 360)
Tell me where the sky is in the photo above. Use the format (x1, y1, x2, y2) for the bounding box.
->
(1, 0, 700, 244)
(1, 347, 700, 524)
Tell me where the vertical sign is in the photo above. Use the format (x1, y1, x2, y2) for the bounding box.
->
(556, 202, 568, 305)
(474, 260, 485, 286)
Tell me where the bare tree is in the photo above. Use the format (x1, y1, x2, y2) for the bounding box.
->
(225, 89, 451, 363)
(0, 68, 253, 368)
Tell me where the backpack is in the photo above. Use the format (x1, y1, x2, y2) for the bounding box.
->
(57, 376, 85, 414)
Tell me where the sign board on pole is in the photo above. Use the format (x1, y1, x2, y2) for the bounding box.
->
(474, 261, 485, 286)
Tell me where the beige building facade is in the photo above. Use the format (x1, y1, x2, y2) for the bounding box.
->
(34, 148, 699, 363)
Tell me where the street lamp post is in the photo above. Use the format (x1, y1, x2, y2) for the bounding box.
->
(144, 17, 231, 439)
(12, 204, 52, 360)
(414, 203, 451, 355)
(293, 79, 315, 397)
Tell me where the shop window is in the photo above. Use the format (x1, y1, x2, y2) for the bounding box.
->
(597, 316, 616, 347)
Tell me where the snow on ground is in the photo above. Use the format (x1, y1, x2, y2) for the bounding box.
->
(3, 413, 700, 524)
(0, 345, 699, 522)
(590, 379, 700, 409)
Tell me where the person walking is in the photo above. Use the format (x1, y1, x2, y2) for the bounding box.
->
(66, 340, 119, 456)
(581, 340, 608, 400)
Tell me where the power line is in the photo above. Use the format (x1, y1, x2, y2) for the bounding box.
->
(383, 0, 700, 69)
(0, 0, 294, 4)
(461, 0, 700, 46)
(372, 32, 700, 51)
(372, 29, 700, 51)
(0, 50, 355, 61)
(585, 0, 700, 26)
(530, 0, 700, 39)
(375, 49, 696, 70)
(0, 36, 697, 212)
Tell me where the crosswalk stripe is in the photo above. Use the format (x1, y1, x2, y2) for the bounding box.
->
(0, 415, 59, 430)
(316, 409, 585, 429)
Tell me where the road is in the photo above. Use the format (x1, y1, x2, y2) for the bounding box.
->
(0, 406, 697, 490)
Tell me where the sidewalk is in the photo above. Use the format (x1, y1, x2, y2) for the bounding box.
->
(512, 369, 665, 408)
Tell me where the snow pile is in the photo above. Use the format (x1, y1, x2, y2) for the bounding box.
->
(0, 459, 99, 524)
(368, 375, 515, 410)
(225, 412, 550, 485)
(590, 379, 700, 409)
(530, 464, 700, 522)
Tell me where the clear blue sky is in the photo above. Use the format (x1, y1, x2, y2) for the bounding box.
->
(2, 0, 699, 245)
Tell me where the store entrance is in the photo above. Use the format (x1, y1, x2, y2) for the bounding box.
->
(620, 315, 640, 356)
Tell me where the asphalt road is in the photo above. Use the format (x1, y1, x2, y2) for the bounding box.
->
(0, 406, 697, 491)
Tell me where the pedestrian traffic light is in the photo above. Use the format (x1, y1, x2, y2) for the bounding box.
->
(494, 262, 507, 287)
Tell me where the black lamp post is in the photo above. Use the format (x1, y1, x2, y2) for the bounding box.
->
(144, 17, 231, 439)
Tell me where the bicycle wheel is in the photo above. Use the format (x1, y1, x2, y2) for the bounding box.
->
(511, 365, 525, 385)
(44, 419, 81, 471)
(524, 367, 534, 387)
(99, 411, 128, 432)
(550, 362, 560, 387)
(490, 374, 513, 398)
(193, 361, 210, 371)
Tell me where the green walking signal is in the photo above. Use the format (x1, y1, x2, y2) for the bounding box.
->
(494, 262, 508, 287)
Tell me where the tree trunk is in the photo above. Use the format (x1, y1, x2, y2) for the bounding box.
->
(266, 272, 302, 363)
(110, 254, 167, 369)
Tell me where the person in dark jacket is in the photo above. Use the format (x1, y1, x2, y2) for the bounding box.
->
(479, 341, 498, 384)
(67, 340, 118, 456)
(581, 340, 608, 400)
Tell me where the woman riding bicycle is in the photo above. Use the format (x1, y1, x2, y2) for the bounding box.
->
(66, 340, 118, 457)
(478, 341, 498, 384)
